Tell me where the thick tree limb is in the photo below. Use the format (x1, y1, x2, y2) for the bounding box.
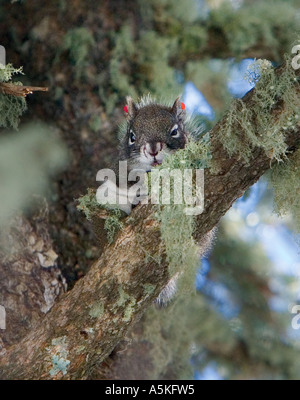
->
(0, 66, 299, 380)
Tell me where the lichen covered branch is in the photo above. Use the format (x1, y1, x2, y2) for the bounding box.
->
(0, 61, 299, 380)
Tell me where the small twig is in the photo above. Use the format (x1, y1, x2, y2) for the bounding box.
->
(0, 82, 48, 97)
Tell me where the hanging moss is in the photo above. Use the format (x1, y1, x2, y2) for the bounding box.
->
(156, 204, 199, 293)
(154, 133, 211, 294)
(0, 94, 27, 129)
(218, 58, 300, 163)
(270, 148, 300, 233)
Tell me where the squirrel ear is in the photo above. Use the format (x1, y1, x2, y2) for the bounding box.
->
(125, 96, 138, 119)
(171, 97, 185, 117)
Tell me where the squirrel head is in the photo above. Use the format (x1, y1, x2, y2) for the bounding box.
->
(120, 96, 188, 172)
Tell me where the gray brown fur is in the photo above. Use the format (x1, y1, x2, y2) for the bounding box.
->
(119, 97, 187, 172)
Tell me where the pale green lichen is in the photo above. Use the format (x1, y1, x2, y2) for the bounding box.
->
(143, 283, 157, 295)
(49, 355, 70, 377)
(89, 301, 104, 319)
(123, 298, 137, 322)
(116, 285, 130, 307)
(77, 188, 100, 221)
(0, 63, 23, 82)
(218, 58, 300, 163)
(116, 285, 136, 322)
(77, 188, 124, 243)
(46, 336, 70, 377)
(159, 133, 211, 170)
(104, 209, 124, 244)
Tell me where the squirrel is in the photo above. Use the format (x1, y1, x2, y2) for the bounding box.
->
(97, 95, 188, 214)
(97, 95, 215, 306)
(119, 96, 187, 173)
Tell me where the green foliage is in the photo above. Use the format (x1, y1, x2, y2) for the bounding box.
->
(143, 288, 236, 379)
(156, 204, 199, 293)
(0, 63, 23, 82)
(0, 64, 27, 129)
(209, 0, 300, 60)
(61, 27, 96, 79)
(270, 148, 300, 233)
(107, 25, 137, 101)
(218, 59, 300, 163)
(96, 0, 300, 116)
(143, 300, 195, 379)
(138, 0, 200, 34)
(136, 31, 179, 98)
(88, 114, 102, 132)
(177, 25, 207, 59)
(104, 26, 180, 114)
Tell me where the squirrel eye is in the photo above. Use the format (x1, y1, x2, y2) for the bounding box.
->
(170, 124, 180, 138)
(129, 130, 136, 145)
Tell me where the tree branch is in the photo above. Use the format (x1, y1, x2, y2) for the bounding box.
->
(0, 82, 48, 97)
(0, 64, 299, 380)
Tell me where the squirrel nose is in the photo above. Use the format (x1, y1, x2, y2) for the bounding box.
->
(145, 142, 163, 157)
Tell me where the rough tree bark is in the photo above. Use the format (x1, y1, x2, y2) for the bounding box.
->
(0, 205, 67, 351)
(0, 63, 299, 379)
